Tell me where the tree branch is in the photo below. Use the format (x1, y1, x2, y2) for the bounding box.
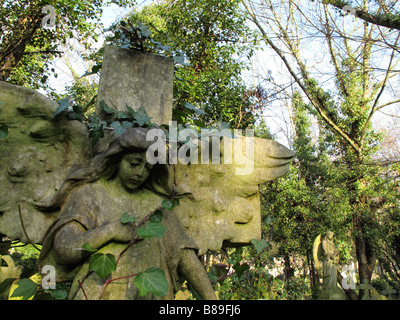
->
(22, 50, 63, 55)
(241, 0, 363, 158)
(323, 0, 400, 31)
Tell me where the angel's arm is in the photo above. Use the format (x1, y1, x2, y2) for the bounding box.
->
(178, 249, 217, 300)
(53, 219, 133, 266)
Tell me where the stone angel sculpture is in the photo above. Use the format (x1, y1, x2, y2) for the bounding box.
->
(313, 231, 346, 300)
(0, 80, 294, 300)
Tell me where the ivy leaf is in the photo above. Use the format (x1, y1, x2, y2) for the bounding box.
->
(134, 267, 169, 297)
(184, 102, 204, 115)
(149, 210, 163, 223)
(125, 105, 137, 118)
(233, 263, 250, 278)
(10, 279, 37, 300)
(0, 125, 8, 138)
(89, 125, 105, 147)
(137, 21, 152, 38)
(250, 239, 269, 254)
(99, 100, 115, 115)
(216, 119, 234, 138)
(52, 97, 73, 119)
(51, 284, 68, 300)
(0, 278, 16, 294)
(117, 110, 130, 120)
(173, 53, 189, 66)
(137, 222, 166, 239)
(121, 212, 137, 224)
(161, 199, 179, 211)
(133, 106, 152, 126)
(89, 253, 117, 280)
(87, 114, 106, 147)
(82, 242, 97, 253)
(120, 43, 131, 49)
(110, 121, 133, 135)
(156, 43, 171, 52)
(80, 63, 102, 78)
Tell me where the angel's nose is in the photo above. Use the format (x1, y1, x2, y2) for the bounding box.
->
(8, 162, 28, 177)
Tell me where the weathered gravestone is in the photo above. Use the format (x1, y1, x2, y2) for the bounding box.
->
(0, 46, 295, 300)
(97, 45, 173, 126)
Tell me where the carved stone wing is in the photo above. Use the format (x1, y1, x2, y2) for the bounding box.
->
(170, 135, 295, 255)
(313, 234, 323, 276)
(0, 82, 91, 244)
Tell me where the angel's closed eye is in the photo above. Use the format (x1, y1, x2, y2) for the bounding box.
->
(29, 120, 54, 141)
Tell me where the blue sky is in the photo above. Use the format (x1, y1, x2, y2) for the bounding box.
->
(46, 3, 131, 94)
(101, 3, 126, 28)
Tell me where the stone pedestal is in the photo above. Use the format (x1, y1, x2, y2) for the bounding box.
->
(97, 46, 174, 126)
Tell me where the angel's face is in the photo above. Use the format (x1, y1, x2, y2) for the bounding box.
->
(117, 152, 153, 192)
(326, 232, 334, 240)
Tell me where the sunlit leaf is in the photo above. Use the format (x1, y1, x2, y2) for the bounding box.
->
(121, 212, 137, 224)
(250, 238, 269, 254)
(149, 210, 163, 223)
(133, 106, 152, 126)
(52, 97, 73, 119)
(82, 242, 97, 253)
(99, 99, 115, 115)
(89, 253, 117, 280)
(137, 222, 166, 239)
(134, 267, 169, 297)
(110, 121, 133, 135)
(10, 279, 37, 300)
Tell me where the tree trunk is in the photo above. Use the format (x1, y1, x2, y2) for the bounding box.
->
(337, 271, 359, 300)
(0, 13, 42, 81)
(283, 252, 294, 281)
(0, 233, 11, 255)
(307, 250, 319, 289)
(353, 212, 375, 299)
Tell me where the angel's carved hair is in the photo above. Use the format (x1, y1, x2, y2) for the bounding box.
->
(35, 127, 170, 211)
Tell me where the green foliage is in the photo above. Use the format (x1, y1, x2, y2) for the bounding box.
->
(0, 0, 136, 91)
(52, 98, 156, 147)
(51, 97, 74, 118)
(87, 114, 106, 147)
(137, 222, 166, 239)
(82, 209, 170, 296)
(82, 242, 98, 253)
(118, 0, 257, 129)
(0, 125, 8, 138)
(89, 253, 117, 280)
(64, 79, 99, 114)
(161, 199, 179, 211)
(50, 284, 68, 300)
(133, 267, 169, 297)
(149, 210, 163, 223)
(10, 278, 37, 300)
(120, 212, 137, 224)
(251, 239, 269, 254)
(213, 243, 312, 300)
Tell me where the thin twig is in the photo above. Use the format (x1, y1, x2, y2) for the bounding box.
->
(22, 50, 63, 55)
(98, 273, 138, 300)
(78, 280, 88, 300)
